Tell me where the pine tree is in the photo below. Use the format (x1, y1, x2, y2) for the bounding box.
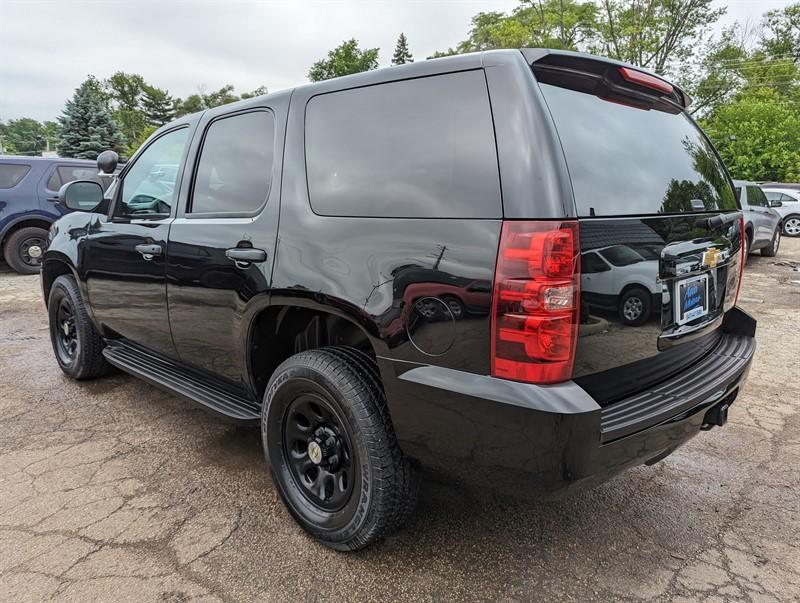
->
(141, 85, 176, 127)
(392, 33, 414, 65)
(57, 77, 123, 159)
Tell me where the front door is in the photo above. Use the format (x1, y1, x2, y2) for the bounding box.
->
(82, 125, 194, 357)
(166, 104, 283, 388)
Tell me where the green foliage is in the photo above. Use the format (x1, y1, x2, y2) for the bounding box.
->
(308, 39, 379, 82)
(762, 3, 800, 60)
(124, 124, 158, 158)
(240, 86, 269, 100)
(392, 33, 414, 65)
(141, 85, 175, 126)
(592, 0, 725, 74)
(702, 86, 800, 182)
(175, 94, 205, 117)
(428, 1, 598, 58)
(0, 118, 46, 155)
(57, 77, 123, 159)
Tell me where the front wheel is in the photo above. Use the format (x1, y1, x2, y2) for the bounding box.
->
(47, 275, 109, 379)
(783, 215, 800, 237)
(761, 227, 781, 257)
(3, 226, 49, 275)
(262, 347, 418, 551)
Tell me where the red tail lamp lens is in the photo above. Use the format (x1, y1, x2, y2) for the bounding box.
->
(491, 221, 580, 384)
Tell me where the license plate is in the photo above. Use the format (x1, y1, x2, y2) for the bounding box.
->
(675, 274, 709, 325)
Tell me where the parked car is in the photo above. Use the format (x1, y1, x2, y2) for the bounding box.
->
(761, 187, 800, 237)
(0, 156, 112, 274)
(733, 180, 782, 259)
(581, 245, 660, 326)
(42, 49, 756, 551)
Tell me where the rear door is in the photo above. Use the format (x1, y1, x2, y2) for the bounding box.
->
(534, 69, 743, 403)
(746, 185, 776, 242)
(165, 99, 284, 388)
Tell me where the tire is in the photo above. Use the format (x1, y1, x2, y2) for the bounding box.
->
(783, 215, 800, 237)
(761, 227, 781, 257)
(3, 226, 49, 275)
(743, 232, 752, 265)
(262, 346, 418, 551)
(442, 295, 465, 320)
(618, 286, 651, 327)
(47, 274, 109, 379)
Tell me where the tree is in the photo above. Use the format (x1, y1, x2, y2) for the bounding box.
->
(240, 86, 269, 100)
(57, 77, 123, 159)
(761, 2, 800, 61)
(105, 72, 148, 147)
(174, 94, 205, 117)
(141, 85, 175, 126)
(702, 87, 800, 182)
(0, 118, 46, 155)
(124, 124, 158, 157)
(308, 39, 379, 82)
(428, 1, 598, 58)
(392, 33, 414, 65)
(202, 84, 240, 108)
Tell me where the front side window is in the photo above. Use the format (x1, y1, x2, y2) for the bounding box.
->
(581, 252, 611, 273)
(190, 111, 275, 215)
(0, 164, 31, 189)
(305, 70, 501, 218)
(746, 185, 768, 207)
(764, 191, 783, 202)
(117, 127, 190, 217)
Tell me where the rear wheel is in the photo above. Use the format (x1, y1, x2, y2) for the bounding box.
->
(262, 346, 418, 551)
(783, 215, 800, 237)
(618, 286, 651, 327)
(47, 275, 109, 379)
(761, 227, 781, 257)
(3, 226, 49, 275)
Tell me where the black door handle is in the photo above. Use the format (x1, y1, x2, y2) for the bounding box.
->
(135, 244, 162, 259)
(225, 248, 267, 266)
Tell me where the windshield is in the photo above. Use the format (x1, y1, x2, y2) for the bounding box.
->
(539, 83, 738, 217)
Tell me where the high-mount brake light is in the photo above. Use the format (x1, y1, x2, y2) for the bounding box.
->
(619, 67, 674, 95)
(491, 221, 580, 384)
(734, 213, 746, 305)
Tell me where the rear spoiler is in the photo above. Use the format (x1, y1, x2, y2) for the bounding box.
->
(521, 49, 690, 110)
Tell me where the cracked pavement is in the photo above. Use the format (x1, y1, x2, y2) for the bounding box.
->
(1, 239, 798, 602)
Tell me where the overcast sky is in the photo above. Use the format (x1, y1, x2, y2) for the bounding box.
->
(1, 0, 794, 122)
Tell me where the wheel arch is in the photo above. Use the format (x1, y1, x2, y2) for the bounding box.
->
(41, 256, 79, 309)
(247, 299, 380, 400)
(0, 215, 54, 250)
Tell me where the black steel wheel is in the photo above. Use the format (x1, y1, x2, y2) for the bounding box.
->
(3, 226, 49, 275)
(47, 274, 109, 379)
(262, 346, 418, 551)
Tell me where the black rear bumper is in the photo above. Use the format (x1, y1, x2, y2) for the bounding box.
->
(379, 307, 756, 497)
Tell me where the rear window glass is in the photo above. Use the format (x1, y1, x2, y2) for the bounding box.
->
(539, 83, 737, 217)
(48, 166, 102, 191)
(305, 71, 501, 218)
(0, 164, 31, 189)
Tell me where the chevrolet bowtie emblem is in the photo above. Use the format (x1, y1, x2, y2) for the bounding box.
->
(702, 247, 721, 268)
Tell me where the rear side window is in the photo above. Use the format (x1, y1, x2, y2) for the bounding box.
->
(539, 83, 737, 217)
(191, 110, 275, 215)
(305, 71, 501, 218)
(0, 164, 31, 189)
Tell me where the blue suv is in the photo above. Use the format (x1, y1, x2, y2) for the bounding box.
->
(0, 156, 108, 274)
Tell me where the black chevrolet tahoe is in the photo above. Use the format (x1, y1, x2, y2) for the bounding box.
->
(42, 49, 756, 551)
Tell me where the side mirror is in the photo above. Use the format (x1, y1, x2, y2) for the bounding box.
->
(59, 180, 104, 211)
(770, 200, 783, 208)
(97, 150, 119, 174)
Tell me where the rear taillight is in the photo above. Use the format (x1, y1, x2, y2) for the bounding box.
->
(491, 221, 580, 384)
(734, 213, 746, 305)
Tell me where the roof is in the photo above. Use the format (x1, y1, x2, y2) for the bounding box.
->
(0, 155, 95, 164)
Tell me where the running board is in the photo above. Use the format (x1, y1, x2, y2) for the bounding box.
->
(103, 340, 260, 424)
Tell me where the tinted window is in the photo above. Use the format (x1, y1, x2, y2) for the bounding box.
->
(47, 166, 103, 191)
(118, 127, 189, 217)
(581, 252, 610, 273)
(734, 186, 742, 202)
(764, 191, 783, 201)
(746, 185, 768, 207)
(599, 245, 646, 267)
(539, 83, 737, 216)
(305, 71, 501, 218)
(0, 164, 31, 189)
(191, 111, 275, 214)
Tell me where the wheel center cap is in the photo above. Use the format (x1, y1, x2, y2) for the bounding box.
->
(62, 322, 70, 335)
(308, 441, 323, 465)
(28, 245, 42, 258)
